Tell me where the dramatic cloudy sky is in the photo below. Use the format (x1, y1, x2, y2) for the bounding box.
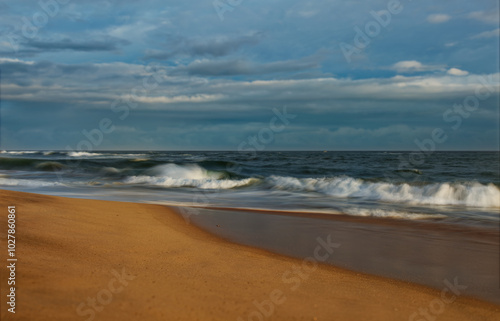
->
(0, 0, 499, 150)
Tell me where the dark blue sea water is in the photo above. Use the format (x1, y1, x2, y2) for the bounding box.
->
(1, 150, 499, 227)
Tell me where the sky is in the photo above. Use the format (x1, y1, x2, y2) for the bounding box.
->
(0, 0, 499, 151)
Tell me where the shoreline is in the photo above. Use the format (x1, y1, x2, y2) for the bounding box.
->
(0, 189, 499, 320)
(180, 205, 500, 304)
(166, 203, 500, 234)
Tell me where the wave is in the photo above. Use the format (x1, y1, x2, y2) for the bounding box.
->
(99, 167, 128, 175)
(148, 163, 222, 179)
(66, 151, 151, 159)
(67, 152, 105, 157)
(343, 207, 446, 220)
(150, 201, 445, 220)
(0, 151, 40, 155)
(0, 157, 76, 170)
(0, 157, 38, 169)
(35, 161, 66, 171)
(0, 156, 154, 172)
(125, 176, 257, 189)
(266, 176, 500, 208)
(395, 169, 422, 175)
(0, 178, 63, 187)
(124, 163, 257, 189)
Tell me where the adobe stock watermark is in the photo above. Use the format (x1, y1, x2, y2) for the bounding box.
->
(340, 0, 406, 63)
(397, 74, 498, 179)
(237, 234, 340, 321)
(236, 106, 296, 157)
(408, 277, 467, 321)
(57, 62, 167, 181)
(76, 268, 136, 321)
(178, 106, 296, 224)
(213, 0, 244, 21)
(3, 0, 71, 53)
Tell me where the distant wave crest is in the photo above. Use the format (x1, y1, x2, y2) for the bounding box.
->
(0, 151, 39, 155)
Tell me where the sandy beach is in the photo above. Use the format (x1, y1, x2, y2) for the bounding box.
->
(0, 189, 499, 321)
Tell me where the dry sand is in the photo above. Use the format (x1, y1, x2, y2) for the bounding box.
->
(0, 189, 498, 321)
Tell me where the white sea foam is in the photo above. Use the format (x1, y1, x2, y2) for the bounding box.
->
(0, 178, 63, 187)
(100, 167, 127, 174)
(0, 151, 39, 155)
(67, 152, 147, 158)
(267, 175, 500, 208)
(110, 153, 148, 157)
(343, 207, 446, 220)
(145, 201, 444, 220)
(149, 163, 220, 179)
(67, 152, 104, 157)
(125, 176, 256, 189)
(124, 164, 256, 189)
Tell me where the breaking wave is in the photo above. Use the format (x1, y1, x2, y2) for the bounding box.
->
(124, 164, 257, 189)
(67, 152, 105, 157)
(266, 176, 500, 208)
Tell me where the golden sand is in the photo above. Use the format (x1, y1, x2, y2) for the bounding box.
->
(0, 190, 498, 320)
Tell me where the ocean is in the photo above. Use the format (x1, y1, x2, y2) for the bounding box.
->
(0, 150, 498, 228)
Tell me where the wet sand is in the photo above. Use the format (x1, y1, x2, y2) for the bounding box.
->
(0, 190, 499, 320)
(182, 206, 500, 304)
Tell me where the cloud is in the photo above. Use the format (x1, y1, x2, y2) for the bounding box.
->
(446, 68, 469, 76)
(2, 58, 498, 108)
(285, 0, 325, 19)
(0, 58, 34, 65)
(178, 56, 320, 76)
(392, 60, 444, 73)
(1, 0, 499, 150)
(2, 59, 498, 150)
(144, 33, 262, 60)
(329, 125, 424, 139)
(427, 14, 451, 24)
(132, 94, 224, 104)
(468, 11, 500, 24)
(0, 36, 130, 57)
(24, 37, 130, 52)
(471, 28, 500, 39)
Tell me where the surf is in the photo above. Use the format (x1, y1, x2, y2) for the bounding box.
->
(266, 175, 500, 208)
